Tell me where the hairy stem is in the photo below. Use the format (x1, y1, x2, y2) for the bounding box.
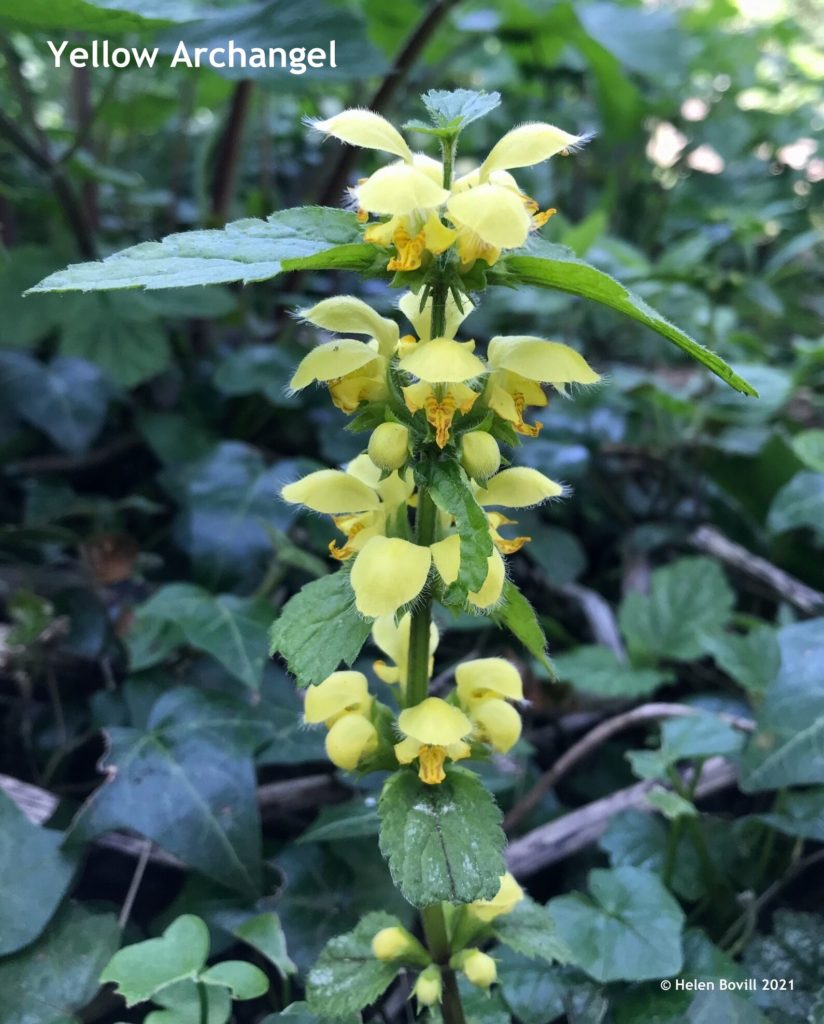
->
(405, 489, 437, 709)
(422, 905, 467, 1024)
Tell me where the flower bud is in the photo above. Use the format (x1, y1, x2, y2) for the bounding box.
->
(413, 965, 443, 1006)
(471, 698, 522, 754)
(469, 873, 525, 922)
(461, 431, 501, 481)
(368, 423, 409, 471)
(372, 925, 428, 964)
(456, 949, 497, 989)
(324, 713, 378, 771)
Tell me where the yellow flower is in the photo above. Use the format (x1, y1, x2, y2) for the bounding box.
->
(430, 535, 506, 611)
(453, 949, 497, 989)
(456, 658, 524, 754)
(477, 467, 564, 507)
(395, 697, 471, 784)
(325, 713, 379, 771)
(413, 964, 443, 1006)
(468, 873, 525, 923)
(486, 335, 600, 435)
(304, 670, 372, 726)
(350, 536, 432, 618)
(282, 454, 413, 562)
(372, 926, 429, 965)
(372, 612, 439, 692)
(290, 295, 399, 413)
(455, 658, 523, 708)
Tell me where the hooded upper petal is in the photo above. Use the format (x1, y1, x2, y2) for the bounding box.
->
(300, 296, 400, 358)
(398, 696, 471, 746)
(282, 469, 381, 514)
(304, 671, 372, 724)
(356, 163, 450, 217)
(400, 339, 486, 384)
(446, 185, 532, 249)
(456, 657, 523, 706)
(311, 108, 413, 162)
(479, 122, 585, 179)
(290, 338, 380, 390)
(477, 467, 563, 508)
(487, 337, 600, 386)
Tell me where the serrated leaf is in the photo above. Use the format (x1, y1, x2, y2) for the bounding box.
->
(200, 961, 269, 1000)
(548, 866, 684, 982)
(100, 915, 209, 1006)
(421, 88, 501, 130)
(378, 767, 505, 906)
(618, 557, 735, 662)
(68, 688, 266, 893)
(492, 580, 554, 675)
(500, 241, 757, 396)
(703, 625, 780, 695)
(305, 912, 401, 1020)
(0, 790, 81, 956)
(136, 583, 271, 689)
(741, 618, 824, 791)
(424, 458, 493, 599)
(553, 645, 671, 698)
(29, 208, 370, 292)
(270, 572, 372, 686)
(491, 897, 571, 964)
(0, 902, 120, 1024)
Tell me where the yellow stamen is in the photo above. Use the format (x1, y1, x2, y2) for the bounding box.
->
(356, 207, 368, 223)
(532, 207, 556, 230)
(328, 515, 367, 560)
(418, 744, 448, 785)
(513, 393, 543, 436)
(387, 225, 426, 272)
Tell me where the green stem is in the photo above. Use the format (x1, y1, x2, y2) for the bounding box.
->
(197, 980, 208, 1024)
(441, 134, 456, 190)
(422, 905, 467, 1024)
(405, 489, 437, 709)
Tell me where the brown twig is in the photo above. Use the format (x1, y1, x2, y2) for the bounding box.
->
(6, 433, 141, 475)
(506, 756, 739, 877)
(690, 525, 824, 615)
(504, 702, 754, 832)
(210, 80, 254, 223)
(317, 0, 459, 206)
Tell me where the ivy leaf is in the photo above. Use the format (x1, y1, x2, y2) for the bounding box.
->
(491, 898, 571, 965)
(0, 902, 120, 1024)
(741, 618, 824, 791)
(553, 645, 671, 698)
(548, 866, 685, 982)
(68, 688, 265, 893)
(305, 912, 402, 1020)
(419, 88, 501, 131)
(0, 790, 81, 956)
(496, 950, 577, 1024)
(627, 713, 745, 782)
(200, 961, 269, 999)
(500, 240, 757, 396)
(136, 583, 271, 689)
(618, 557, 735, 662)
(29, 208, 372, 292)
(270, 572, 373, 687)
(100, 915, 209, 1006)
(145, 980, 231, 1024)
(492, 580, 554, 675)
(423, 458, 493, 601)
(378, 767, 505, 906)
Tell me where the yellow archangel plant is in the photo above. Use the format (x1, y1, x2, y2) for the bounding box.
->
(26, 85, 758, 1024)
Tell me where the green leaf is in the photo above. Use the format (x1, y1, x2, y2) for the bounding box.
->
(214, 346, 299, 407)
(491, 898, 571, 965)
(791, 429, 824, 473)
(68, 688, 265, 893)
(0, 790, 80, 956)
(420, 88, 501, 131)
(145, 980, 231, 1024)
(136, 584, 271, 689)
(270, 571, 373, 687)
(0, 246, 65, 347)
(492, 580, 554, 675)
(0, 351, 112, 454)
(424, 458, 493, 600)
(767, 471, 824, 538)
(0, 902, 119, 1024)
(644, 788, 696, 820)
(29, 208, 370, 293)
(201, 961, 269, 1000)
(703, 625, 781, 695)
(496, 951, 579, 1024)
(548, 866, 685, 982)
(233, 912, 296, 980)
(553, 645, 671, 698)
(618, 557, 735, 662)
(59, 293, 170, 387)
(378, 766, 505, 906)
(0, 0, 191, 30)
(627, 713, 745, 782)
(100, 915, 209, 1007)
(743, 911, 824, 1021)
(500, 241, 757, 396)
(306, 912, 402, 1020)
(297, 800, 380, 844)
(756, 788, 824, 842)
(741, 618, 824, 791)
